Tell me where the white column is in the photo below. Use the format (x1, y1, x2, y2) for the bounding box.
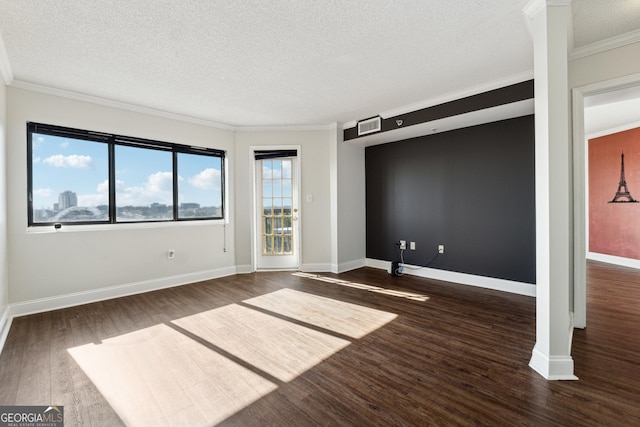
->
(524, 0, 577, 380)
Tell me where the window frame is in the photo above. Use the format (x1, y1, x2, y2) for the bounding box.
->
(27, 122, 226, 227)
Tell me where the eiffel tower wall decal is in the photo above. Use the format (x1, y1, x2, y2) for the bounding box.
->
(609, 151, 639, 203)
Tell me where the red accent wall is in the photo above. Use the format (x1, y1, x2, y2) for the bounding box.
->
(589, 127, 640, 259)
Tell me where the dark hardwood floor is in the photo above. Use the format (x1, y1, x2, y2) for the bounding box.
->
(0, 260, 638, 426)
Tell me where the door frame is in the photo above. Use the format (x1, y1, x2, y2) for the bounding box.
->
(572, 72, 640, 329)
(250, 145, 302, 272)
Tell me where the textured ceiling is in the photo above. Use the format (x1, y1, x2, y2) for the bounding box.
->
(0, 1, 638, 128)
(572, 0, 640, 48)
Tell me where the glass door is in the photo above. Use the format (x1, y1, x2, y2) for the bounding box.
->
(256, 156, 299, 270)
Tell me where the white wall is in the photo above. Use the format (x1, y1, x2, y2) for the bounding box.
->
(333, 127, 366, 272)
(4, 87, 362, 310)
(6, 87, 236, 305)
(0, 81, 8, 329)
(234, 129, 333, 272)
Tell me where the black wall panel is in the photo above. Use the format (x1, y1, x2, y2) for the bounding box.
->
(345, 80, 534, 141)
(365, 115, 536, 284)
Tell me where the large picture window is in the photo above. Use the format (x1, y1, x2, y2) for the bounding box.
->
(27, 122, 225, 226)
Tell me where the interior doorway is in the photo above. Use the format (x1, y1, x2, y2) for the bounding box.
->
(573, 73, 640, 328)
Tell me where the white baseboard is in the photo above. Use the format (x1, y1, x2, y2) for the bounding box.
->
(529, 346, 578, 380)
(0, 304, 11, 355)
(300, 263, 332, 273)
(235, 264, 253, 274)
(365, 258, 536, 297)
(587, 252, 640, 270)
(331, 258, 366, 274)
(9, 266, 237, 319)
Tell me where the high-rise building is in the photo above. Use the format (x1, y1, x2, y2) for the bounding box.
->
(58, 191, 78, 210)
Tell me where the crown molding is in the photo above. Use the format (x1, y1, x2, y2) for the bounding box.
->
(0, 30, 13, 85)
(9, 79, 236, 131)
(570, 28, 640, 61)
(236, 123, 338, 133)
(343, 70, 533, 130)
(9, 79, 341, 132)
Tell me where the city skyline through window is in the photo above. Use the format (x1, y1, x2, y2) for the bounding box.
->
(31, 133, 109, 222)
(28, 123, 224, 225)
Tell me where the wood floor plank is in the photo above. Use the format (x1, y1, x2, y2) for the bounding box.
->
(0, 344, 23, 404)
(14, 339, 51, 405)
(0, 260, 639, 426)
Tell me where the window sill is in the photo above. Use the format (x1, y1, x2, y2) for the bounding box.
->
(26, 218, 227, 234)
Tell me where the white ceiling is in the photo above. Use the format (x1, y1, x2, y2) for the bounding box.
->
(0, 1, 638, 128)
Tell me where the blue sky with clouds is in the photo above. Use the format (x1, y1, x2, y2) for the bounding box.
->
(32, 133, 222, 210)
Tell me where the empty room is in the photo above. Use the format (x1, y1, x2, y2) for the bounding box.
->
(0, 1, 639, 426)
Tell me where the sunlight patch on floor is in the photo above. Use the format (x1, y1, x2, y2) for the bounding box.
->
(68, 324, 276, 427)
(67, 288, 399, 426)
(293, 272, 430, 301)
(173, 304, 350, 382)
(244, 288, 397, 338)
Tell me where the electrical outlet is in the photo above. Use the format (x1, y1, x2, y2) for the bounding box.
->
(410, 241, 416, 250)
(167, 249, 176, 259)
(438, 244, 445, 254)
(400, 240, 406, 250)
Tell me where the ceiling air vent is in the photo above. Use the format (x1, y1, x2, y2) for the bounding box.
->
(357, 116, 382, 136)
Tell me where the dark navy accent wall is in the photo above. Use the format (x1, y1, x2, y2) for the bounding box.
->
(366, 115, 536, 284)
